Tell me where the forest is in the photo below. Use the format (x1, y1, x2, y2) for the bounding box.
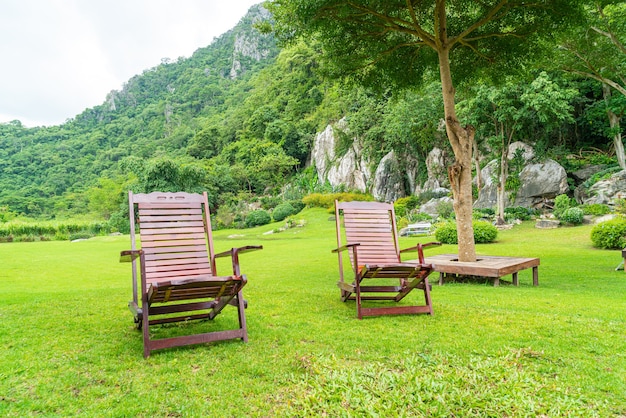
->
(0, 2, 624, 230)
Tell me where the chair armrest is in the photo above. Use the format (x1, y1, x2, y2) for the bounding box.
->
(120, 250, 143, 263)
(399, 242, 441, 263)
(214, 245, 263, 259)
(332, 243, 360, 253)
(214, 245, 263, 276)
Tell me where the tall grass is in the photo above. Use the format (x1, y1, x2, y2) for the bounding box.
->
(0, 219, 111, 242)
(0, 209, 624, 416)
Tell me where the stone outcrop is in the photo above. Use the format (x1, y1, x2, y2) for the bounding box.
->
(514, 160, 569, 208)
(310, 119, 369, 192)
(473, 160, 501, 209)
(229, 6, 273, 79)
(417, 147, 450, 193)
(583, 170, 626, 205)
(373, 151, 405, 202)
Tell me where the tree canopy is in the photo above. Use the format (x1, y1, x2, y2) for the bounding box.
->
(268, 0, 587, 261)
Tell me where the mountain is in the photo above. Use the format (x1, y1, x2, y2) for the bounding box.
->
(0, 5, 286, 217)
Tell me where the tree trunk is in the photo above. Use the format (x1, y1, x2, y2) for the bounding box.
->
(496, 141, 508, 225)
(438, 47, 477, 262)
(603, 84, 625, 170)
(473, 135, 482, 190)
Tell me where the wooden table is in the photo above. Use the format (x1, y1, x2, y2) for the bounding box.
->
(422, 254, 540, 286)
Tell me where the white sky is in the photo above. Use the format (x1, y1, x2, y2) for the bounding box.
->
(0, 0, 262, 128)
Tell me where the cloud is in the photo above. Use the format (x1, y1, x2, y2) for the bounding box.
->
(0, 0, 260, 127)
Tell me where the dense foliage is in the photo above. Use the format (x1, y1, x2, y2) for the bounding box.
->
(591, 217, 626, 249)
(0, 4, 624, 225)
(434, 220, 498, 245)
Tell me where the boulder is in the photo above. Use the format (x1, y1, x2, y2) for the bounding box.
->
(584, 170, 626, 205)
(473, 160, 504, 209)
(571, 165, 607, 183)
(509, 141, 535, 162)
(416, 147, 450, 193)
(373, 151, 405, 202)
(310, 119, 369, 192)
(535, 219, 560, 229)
(419, 196, 453, 218)
(514, 159, 568, 208)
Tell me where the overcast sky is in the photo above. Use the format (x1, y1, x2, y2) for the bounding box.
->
(0, 0, 261, 128)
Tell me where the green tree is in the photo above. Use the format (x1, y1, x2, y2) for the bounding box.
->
(269, 0, 585, 261)
(86, 177, 129, 220)
(463, 73, 577, 222)
(559, 1, 626, 168)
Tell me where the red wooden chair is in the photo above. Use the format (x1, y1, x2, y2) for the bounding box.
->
(120, 191, 262, 357)
(333, 200, 440, 319)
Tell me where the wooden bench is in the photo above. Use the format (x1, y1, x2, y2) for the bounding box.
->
(421, 254, 540, 286)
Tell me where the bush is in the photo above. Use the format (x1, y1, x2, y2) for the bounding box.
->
(272, 203, 297, 222)
(302, 192, 374, 209)
(473, 220, 498, 243)
(436, 200, 454, 219)
(580, 203, 611, 216)
(590, 218, 626, 249)
(434, 222, 458, 244)
(560, 207, 584, 225)
(245, 210, 271, 228)
(69, 232, 94, 241)
(394, 196, 420, 217)
(434, 220, 498, 244)
(504, 206, 537, 221)
(553, 194, 572, 219)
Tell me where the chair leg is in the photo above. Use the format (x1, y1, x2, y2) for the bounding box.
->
(355, 277, 363, 320)
(423, 277, 433, 316)
(142, 304, 151, 358)
(236, 291, 248, 343)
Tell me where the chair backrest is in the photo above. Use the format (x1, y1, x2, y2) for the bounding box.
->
(335, 200, 401, 270)
(129, 191, 216, 295)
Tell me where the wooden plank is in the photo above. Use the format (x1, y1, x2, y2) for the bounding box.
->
(421, 254, 540, 286)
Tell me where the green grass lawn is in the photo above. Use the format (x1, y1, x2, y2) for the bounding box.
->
(1, 208, 625, 417)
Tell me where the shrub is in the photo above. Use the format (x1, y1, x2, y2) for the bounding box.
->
(560, 207, 584, 225)
(245, 210, 271, 228)
(434, 220, 498, 244)
(302, 192, 373, 209)
(272, 203, 297, 222)
(436, 200, 454, 219)
(69, 232, 94, 241)
(394, 196, 420, 217)
(580, 203, 611, 216)
(553, 194, 572, 219)
(434, 222, 458, 244)
(504, 206, 537, 221)
(614, 199, 626, 215)
(590, 218, 626, 249)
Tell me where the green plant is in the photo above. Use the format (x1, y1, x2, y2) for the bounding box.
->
(434, 221, 458, 244)
(590, 217, 626, 249)
(553, 194, 572, 219)
(615, 199, 626, 215)
(473, 220, 498, 243)
(272, 202, 297, 222)
(504, 206, 537, 221)
(580, 203, 611, 216)
(244, 209, 272, 228)
(434, 220, 498, 244)
(560, 207, 584, 225)
(436, 200, 454, 219)
(302, 192, 374, 209)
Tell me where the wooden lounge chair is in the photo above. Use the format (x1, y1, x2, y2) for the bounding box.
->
(120, 191, 262, 357)
(333, 200, 440, 319)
